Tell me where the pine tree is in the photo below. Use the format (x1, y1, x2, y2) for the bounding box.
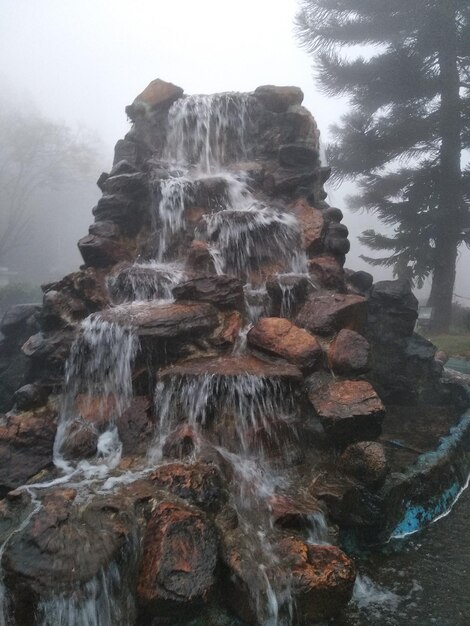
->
(296, 0, 470, 332)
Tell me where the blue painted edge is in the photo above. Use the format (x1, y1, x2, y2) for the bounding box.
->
(389, 411, 470, 539)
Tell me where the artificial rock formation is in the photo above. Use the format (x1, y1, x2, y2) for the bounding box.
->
(0, 78, 467, 626)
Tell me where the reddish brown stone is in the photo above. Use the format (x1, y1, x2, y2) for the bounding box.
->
(0, 408, 56, 496)
(309, 380, 385, 444)
(185, 240, 217, 275)
(308, 254, 345, 290)
(268, 493, 323, 530)
(131, 79, 183, 112)
(328, 329, 370, 375)
(213, 310, 243, 346)
(173, 275, 245, 312)
(157, 354, 302, 381)
(137, 501, 218, 617)
(295, 293, 367, 336)
(149, 462, 226, 512)
(247, 317, 323, 370)
(278, 536, 356, 623)
(290, 198, 325, 256)
(99, 301, 219, 338)
(117, 396, 153, 455)
(340, 441, 388, 487)
(78, 234, 133, 268)
(162, 425, 199, 460)
(254, 85, 304, 113)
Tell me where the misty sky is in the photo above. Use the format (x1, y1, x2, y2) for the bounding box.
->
(1, 0, 469, 300)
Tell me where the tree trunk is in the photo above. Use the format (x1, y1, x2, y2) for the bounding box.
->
(428, 1, 462, 333)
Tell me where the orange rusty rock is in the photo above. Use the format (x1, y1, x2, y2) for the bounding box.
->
(278, 536, 356, 623)
(75, 394, 116, 427)
(215, 310, 243, 346)
(308, 254, 345, 290)
(137, 501, 218, 616)
(133, 79, 183, 109)
(310, 380, 385, 444)
(149, 462, 226, 512)
(290, 198, 325, 256)
(247, 317, 323, 370)
(295, 293, 367, 336)
(328, 329, 371, 375)
(157, 354, 302, 380)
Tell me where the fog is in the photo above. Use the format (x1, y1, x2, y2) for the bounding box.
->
(1, 0, 468, 301)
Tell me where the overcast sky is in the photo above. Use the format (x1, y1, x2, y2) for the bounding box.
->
(1, 0, 469, 299)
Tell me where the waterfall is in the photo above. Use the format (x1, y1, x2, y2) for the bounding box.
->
(54, 315, 138, 470)
(108, 261, 185, 303)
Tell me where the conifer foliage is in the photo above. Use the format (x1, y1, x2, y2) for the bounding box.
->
(297, 0, 470, 332)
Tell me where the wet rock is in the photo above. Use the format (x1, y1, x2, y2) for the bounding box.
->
(102, 171, 148, 198)
(117, 396, 154, 455)
(149, 462, 227, 512)
(247, 317, 323, 370)
(78, 233, 134, 268)
(213, 310, 243, 347)
(0, 408, 56, 496)
(92, 193, 146, 236)
(173, 276, 245, 312)
(162, 425, 198, 460)
(278, 536, 356, 623)
(279, 143, 319, 168)
(60, 421, 98, 460)
(157, 354, 302, 381)
(328, 329, 370, 375)
(290, 198, 325, 256)
(346, 269, 374, 295)
(99, 301, 219, 339)
(1, 304, 40, 336)
(268, 493, 324, 530)
(367, 279, 418, 340)
(308, 254, 345, 291)
(126, 79, 184, 120)
(266, 273, 310, 318)
(340, 441, 388, 487)
(254, 85, 304, 113)
(185, 240, 217, 274)
(22, 330, 74, 383)
(309, 380, 385, 444)
(296, 293, 367, 336)
(137, 501, 218, 620)
(13, 384, 47, 410)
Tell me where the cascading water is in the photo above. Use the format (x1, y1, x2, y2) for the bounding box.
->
(54, 315, 138, 471)
(108, 261, 185, 303)
(152, 176, 193, 261)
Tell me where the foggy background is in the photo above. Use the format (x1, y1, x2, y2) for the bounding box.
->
(1, 0, 468, 302)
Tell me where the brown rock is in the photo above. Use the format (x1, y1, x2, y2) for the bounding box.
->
(157, 354, 302, 381)
(340, 441, 388, 487)
(268, 493, 324, 530)
(172, 275, 245, 312)
(247, 317, 323, 370)
(0, 408, 56, 496)
(309, 380, 385, 444)
(328, 329, 370, 374)
(213, 310, 243, 346)
(254, 85, 304, 113)
(290, 198, 325, 256)
(295, 293, 367, 336)
(266, 273, 310, 318)
(278, 536, 356, 623)
(149, 462, 227, 512)
(308, 255, 345, 290)
(127, 79, 184, 119)
(162, 425, 199, 460)
(117, 396, 154, 455)
(78, 233, 133, 268)
(185, 240, 217, 274)
(137, 501, 218, 618)
(99, 301, 219, 338)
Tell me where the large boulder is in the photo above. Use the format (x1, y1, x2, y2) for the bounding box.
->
(309, 380, 385, 444)
(296, 293, 367, 336)
(126, 79, 184, 120)
(247, 317, 323, 370)
(328, 329, 370, 374)
(137, 501, 218, 621)
(254, 85, 304, 113)
(172, 275, 245, 312)
(340, 441, 388, 488)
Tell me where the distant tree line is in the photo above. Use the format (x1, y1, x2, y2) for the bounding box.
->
(297, 0, 470, 333)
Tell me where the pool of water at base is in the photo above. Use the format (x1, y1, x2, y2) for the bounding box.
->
(329, 482, 470, 626)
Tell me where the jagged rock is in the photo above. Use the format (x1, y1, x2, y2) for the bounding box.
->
(254, 85, 304, 112)
(185, 240, 217, 274)
(102, 171, 148, 198)
(309, 380, 385, 444)
(266, 273, 310, 318)
(149, 462, 227, 512)
(22, 330, 74, 383)
(247, 317, 323, 370)
(296, 293, 367, 336)
(308, 255, 345, 290)
(328, 329, 370, 374)
(137, 501, 218, 620)
(340, 441, 388, 487)
(109, 159, 139, 177)
(279, 143, 318, 168)
(213, 310, 243, 347)
(157, 354, 302, 381)
(268, 493, 324, 530)
(0, 408, 56, 496)
(99, 301, 219, 338)
(78, 233, 134, 267)
(290, 198, 325, 256)
(92, 194, 146, 236)
(367, 279, 418, 339)
(172, 276, 245, 312)
(277, 536, 356, 623)
(162, 425, 198, 460)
